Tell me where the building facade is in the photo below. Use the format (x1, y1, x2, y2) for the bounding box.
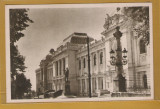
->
(35, 11, 151, 96)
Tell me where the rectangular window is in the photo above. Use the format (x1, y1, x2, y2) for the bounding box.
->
(98, 77, 103, 90)
(41, 68, 43, 80)
(60, 60, 62, 75)
(63, 58, 65, 74)
(87, 79, 89, 92)
(92, 78, 96, 92)
(82, 79, 85, 93)
(83, 58, 86, 68)
(137, 72, 142, 88)
(78, 80, 80, 93)
(94, 55, 96, 66)
(56, 61, 58, 76)
(47, 70, 49, 80)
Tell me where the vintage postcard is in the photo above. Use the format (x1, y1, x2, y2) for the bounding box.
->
(5, 3, 153, 103)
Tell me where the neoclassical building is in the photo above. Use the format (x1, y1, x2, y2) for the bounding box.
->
(35, 10, 151, 97)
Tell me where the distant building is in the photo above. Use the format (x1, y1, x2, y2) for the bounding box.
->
(35, 68, 43, 94)
(35, 10, 151, 96)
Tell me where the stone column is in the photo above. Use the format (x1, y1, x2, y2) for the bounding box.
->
(62, 58, 65, 76)
(56, 61, 58, 77)
(80, 57, 82, 76)
(103, 77, 105, 90)
(80, 79, 82, 94)
(91, 77, 93, 93)
(90, 55, 92, 76)
(113, 26, 126, 92)
(85, 55, 88, 73)
(96, 51, 100, 73)
(59, 60, 61, 76)
(85, 78, 88, 94)
(94, 52, 97, 74)
(58, 60, 60, 76)
(61, 59, 65, 95)
(103, 48, 106, 73)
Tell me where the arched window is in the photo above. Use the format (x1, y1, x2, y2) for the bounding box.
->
(94, 54, 96, 66)
(79, 60, 81, 70)
(140, 39, 146, 54)
(83, 58, 86, 68)
(100, 52, 103, 64)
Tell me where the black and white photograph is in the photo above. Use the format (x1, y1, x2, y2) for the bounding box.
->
(5, 3, 153, 103)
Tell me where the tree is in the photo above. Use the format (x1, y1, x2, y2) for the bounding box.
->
(16, 73, 32, 99)
(10, 9, 33, 77)
(10, 45, 26, 77)
(10, 9, 33, 99)
(123, 7, 150, 45)
(10, 9, 33, 44)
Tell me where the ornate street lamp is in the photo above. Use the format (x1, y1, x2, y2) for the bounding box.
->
(109, 26, 128, 92)
(122, 48, 128, 65)
(122, 48, 128, 58)
(110, 49, 116, 65)
(110, 48, 128, 66)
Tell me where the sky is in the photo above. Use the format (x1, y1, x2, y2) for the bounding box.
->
(16, 6, 117, 91)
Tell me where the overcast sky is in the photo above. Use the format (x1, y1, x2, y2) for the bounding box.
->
(16, 6, 117, 91)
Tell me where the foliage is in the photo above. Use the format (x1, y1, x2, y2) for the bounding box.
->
(123, 7, 150, 45)
(10, 45, 27, 77)
(10, 9, 33, 99)
(10, 9, 33, 77)
(16, 73, 32, 98)
(10, 9, 33, 44)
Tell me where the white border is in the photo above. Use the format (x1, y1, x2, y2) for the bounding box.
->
(5, 3, 154, 103)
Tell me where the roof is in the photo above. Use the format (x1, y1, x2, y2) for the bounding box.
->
(58, 32, 94, 47)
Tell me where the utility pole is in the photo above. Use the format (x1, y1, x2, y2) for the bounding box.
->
(87, 36, 92, 98)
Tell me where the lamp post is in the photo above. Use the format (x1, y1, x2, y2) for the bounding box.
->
(109, 26, 128, 92)
(87, 36, 92, 98)
(70, 32, 93, 98)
